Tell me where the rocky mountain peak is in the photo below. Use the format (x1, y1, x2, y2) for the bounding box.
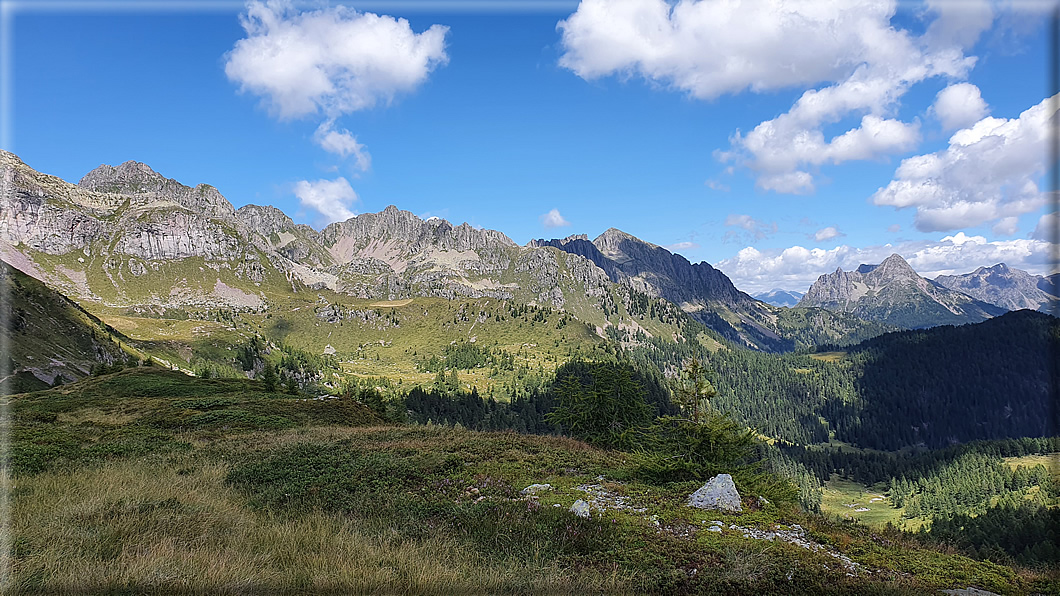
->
(79, 160, 167, 194)
(800, 254, 1004, 328)
(234, 204, 297, 236)
(593, 227, 638, 248)
(78, 160, 235, 220)
(321, 204, 516, 265)
(873, 253, 917, 279)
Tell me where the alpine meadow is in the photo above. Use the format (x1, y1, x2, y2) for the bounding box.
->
(2, 0, 1058, 594)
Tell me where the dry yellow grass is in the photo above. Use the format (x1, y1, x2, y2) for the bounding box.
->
(10, 455, 630, 594)
(808, 352, 846, 363)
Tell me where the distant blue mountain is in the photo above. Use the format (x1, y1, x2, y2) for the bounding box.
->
(753, 289, 804, 307)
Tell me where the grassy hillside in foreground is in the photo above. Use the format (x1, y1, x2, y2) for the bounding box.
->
(7, 368, 1056, 595)
(0, 260, 131, 393)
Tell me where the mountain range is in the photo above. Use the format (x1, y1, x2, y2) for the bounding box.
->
(0, 150, 1051, 358)
(798, 254, 1009, 329)
(934, 263, 1058, 313)
(1, 151, 903, 353)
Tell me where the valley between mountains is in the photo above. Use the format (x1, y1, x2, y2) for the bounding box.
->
(1, 152, 1057, 594)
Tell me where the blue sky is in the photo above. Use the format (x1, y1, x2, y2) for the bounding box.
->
(6, 0, 1058, 293)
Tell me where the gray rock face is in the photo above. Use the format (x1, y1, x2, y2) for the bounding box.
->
(570, 499, 591, 519)
(322, 205, 517, 264)
(935, 263, 1056, 312)
(798, 254, 1005, 329)
(530, 229, 797, 350)
(688, 474, 742, 512)
(79, 160, 236, 220)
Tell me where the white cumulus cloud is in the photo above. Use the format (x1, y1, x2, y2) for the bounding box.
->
(1032, 212, 1058, 241)
(872, 93, 1058, 232)
(992, 216, 1019, 236)
(541, 208, 571, 228)
(665, 241, 700, 251)
(225, 0, 449, 120)
(294, 177, 359, 224)
(314, 121, 371, 171)
(922, 0, 995, 50)
(932, 82, 990, 131)
(558, 0, 919, 100)
(813, 226, 844, 242)
(557, 0, 990, 193)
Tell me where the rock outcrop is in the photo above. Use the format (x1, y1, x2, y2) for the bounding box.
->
(570, 499, 591, 519)
(688, 474, 742, 513)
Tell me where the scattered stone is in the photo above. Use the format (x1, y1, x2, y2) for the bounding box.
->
(571, 499, 591, 519)
(573, 483, 648, 514)
(758, 496, 770, 507)
(520, 483, 552, 496)
(688, 474, 742, 512)
(717, 522, 863, 575)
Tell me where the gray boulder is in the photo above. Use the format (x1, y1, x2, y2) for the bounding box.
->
(570, 499, 591, 519)
(688, 474, 742, 512)
(521, 483, 552, 496)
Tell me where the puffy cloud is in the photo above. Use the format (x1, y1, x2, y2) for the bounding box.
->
(665, 241, 700, 251)
(727, 113, 921, 193)
(540, 208, 571, 228)
(932, 82, 990, 131)
(558, 0, 924, 100)
(1032, 212, 1058, 241)
(294, 177, 358, 224)
(813, 226, 844, 242)
(225, 0, 449, 119)
(314, 121, 371, 170)
(922, 0, 994, 50)
(556, 0, 993, 193)
(992, 216, 1019, 236)
(888, 224, 902, 233)
(872, 94, 1057, 232)
(717, 233, 1056, 294)
(724, 214, 777, 241)
(756, 171, 815, 195)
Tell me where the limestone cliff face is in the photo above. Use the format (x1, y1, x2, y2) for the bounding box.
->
(321, 205, 516, 265)
(935, 263, 1057, 312)
(1, 151, 118, 254)
(0, 153, 611, 313)
(0, 151, 284, 309)
(529, 229, 795, 350)
(799, 254, 1005, 328)
(235, 204, 331, 268)
(79, 160, 236, 220)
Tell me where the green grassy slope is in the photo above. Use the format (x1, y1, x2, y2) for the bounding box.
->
(7, 368, 1053, 595)
(1, 260, 131, 392)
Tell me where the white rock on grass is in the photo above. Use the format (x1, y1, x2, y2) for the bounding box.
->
(520, 483, 552, 496)
(570, 499, 591, 519)
(688, 473, 742, 512)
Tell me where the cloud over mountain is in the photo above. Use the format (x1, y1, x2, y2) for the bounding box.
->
(872, 93, 1057, 232)
(225, 0, 449, 120)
